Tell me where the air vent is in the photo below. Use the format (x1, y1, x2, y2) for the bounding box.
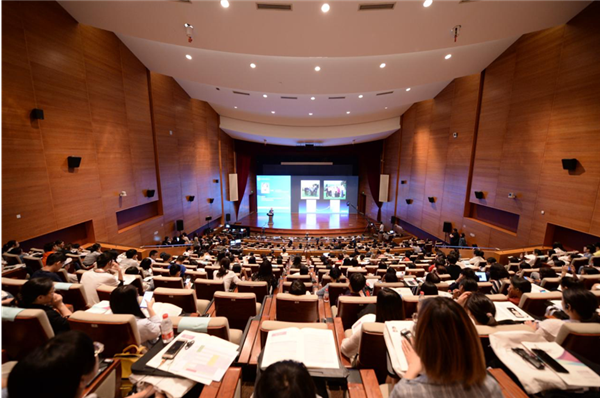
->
(233, 91, 250, 96)
(256, 3, 292, 11)
(280, 96, 298, 100)
(376, 91, 394, 96)
(328, 96, 346, 100)
(358, 3, 395, 11)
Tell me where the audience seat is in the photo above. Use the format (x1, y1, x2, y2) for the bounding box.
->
(540, 277, 561, 291)
(406, 269, 425, 277)
(213, 292, 261, 330)
(275, 293, 319, 322)
(236, 281, 269, 303)
(281, 281, 313, 293)
(373, 282, 404, 296)
(402, 295, 434, 320)
(555, 322, 600, 365)
(68, 311, 140, 357)
(337, 296, 377, 330)
(571, 257, 589, 274)
(171, 316, 242, 345)
(23, 256, 43, 274)
(354, 322, 388, 383)
(435, 283, 450, 292)
(194, 279, 225, 301)
(152, 288, 209, 314)
(286, 274, 312, 282)
(97, 284, 117, 302)
(151, 268, 170, 276)
(486, 294, 508, 302)
(1, 277, 26, 298)
(2, 309, 54, 361)
(437, 274, 451, 281)
(328, 282, 350, 307)
(518, 292, 562, 318)
(477, 282, 494, 294)
(259, 320, 328, 347)
(186, 269, 208, 281)
(153, 276, 184, 289)
(2, 253, 22, 266)
(580, 274, 600, 290)
(205, 265, 220, 279)
(54, 282, 90, 311)
(321, 275, 347, 285)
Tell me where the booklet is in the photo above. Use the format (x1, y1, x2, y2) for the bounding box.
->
(383, 320, 415, 375)
(261, 327, 339, 370)
(351, 313, 376, 335)
(494, 301, 534, 322)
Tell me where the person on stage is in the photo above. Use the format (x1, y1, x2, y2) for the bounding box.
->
(267, 208, 274, 217)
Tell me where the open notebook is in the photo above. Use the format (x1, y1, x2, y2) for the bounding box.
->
(261, 328, 339, 370)
(383, 320, 415, 376)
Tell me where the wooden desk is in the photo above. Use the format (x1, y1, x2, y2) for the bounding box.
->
(199, 367, 242, 398)
(348, 369, 384, 398)
(82, 359, 122, 398)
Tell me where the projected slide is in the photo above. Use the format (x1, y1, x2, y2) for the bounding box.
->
(323, 180, 347, 200)
(300, 180, 320, 200)
(257, 175, 291, 213)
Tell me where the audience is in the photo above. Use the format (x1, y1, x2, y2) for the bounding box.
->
(254, 360, 317, 398)
(463, 292, 498, 326)
(418, 281, 438, 296)
(119, 249, 139, 270)
(80, 252, 124, 304)
(489, 263, 509, 294)
(82, 244, 102, 267)
(251, 260, 278, 293)
(316, 267, 342, 298)
(213, 257, 242, 291)
(507, 276, 531, 306)
(289, 280, 308, 296)
(30, 252, 67, 283)
(344, 273, 367, 297)
(109, 285, 160, 346)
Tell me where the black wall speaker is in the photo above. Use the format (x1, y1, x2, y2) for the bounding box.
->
(406, 199, 413, 205)
(213, 179, 219, 183)
(428, 197, 435, 203)
(400, 180, 407, 185)
(208, 198, 215, 204)
(226, 213, 231, 222)
(205, 216, 212, 222)
(176, 219, 184, 231)
(562, 159, 577, 171)
(187, 196, 195, 202)
(443, 221, 453, 233)
(474, 191, 484, 199)
(146, 189, 155, 198)
(67, 156, 82, 168)
(30, 108, 44, 120)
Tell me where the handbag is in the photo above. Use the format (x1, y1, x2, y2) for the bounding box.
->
(113, 344, 146, 379)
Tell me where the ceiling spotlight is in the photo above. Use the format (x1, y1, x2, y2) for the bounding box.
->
(445, 54, 452, 60)
(221, 0, 229, 8)
(271, 111, 275, 114)
(314, 66, 321, 72)
(346, 111, 351, 114)
(406, 88, 411, 92)
(380, 63, 386, 68)
(385, 107, 388, 109)
(423, 0, 433, 7)
(250, 63, 256, 68)
(358, 94, 363, 98)
(234, 106, 238, 109)
(309, 113, 313, 116)
(263, 94, 268, 98)
(321, 3, 330, 13)
(310, 96, 315, 100)
(185, 54, 192, 60)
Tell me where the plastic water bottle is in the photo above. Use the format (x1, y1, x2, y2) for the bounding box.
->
(161, 313, 174, 344)
(323, 287, 330, 303)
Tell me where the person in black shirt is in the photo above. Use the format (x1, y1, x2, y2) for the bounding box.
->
(446, 253, 462, 281)
(30, 252, 67, 282)
(15, 277, 72, 335)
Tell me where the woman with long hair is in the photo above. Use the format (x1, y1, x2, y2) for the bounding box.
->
(251, 259, 278, 292)
(15, 277, 72, 335)
(110, 285, 160, 346)
(213, 257, 242, 291)
(390, 297, 502, 397)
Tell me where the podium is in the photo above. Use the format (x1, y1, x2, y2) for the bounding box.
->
(267, 213, 274, 225)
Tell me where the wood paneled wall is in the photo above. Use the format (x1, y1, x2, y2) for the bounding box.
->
(2, 1, 233, 246)
(386, 2, 600, 248)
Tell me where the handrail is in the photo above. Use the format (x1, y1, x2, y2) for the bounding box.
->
(435, 244, 502, 251)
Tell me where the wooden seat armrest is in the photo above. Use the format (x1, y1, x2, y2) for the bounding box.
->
(333, 317, 352, 367)
(83, 359, 122, 398)
(488, 368, 528, 398)
(199, 367, 242, 398)
(237, 320, 260, 364)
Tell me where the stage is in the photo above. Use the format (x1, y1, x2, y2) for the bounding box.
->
(235, 213, 370, 236)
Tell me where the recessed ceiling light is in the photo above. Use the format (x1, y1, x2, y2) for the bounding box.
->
(346, 111, 351, 114)
(263, 94, 268, 98)
(221, 0, 230, 8)
(234, 106, 238, 109)
(380, 63, 386, 68)
(423, 0, 433, 7)
(321, 3, 330, 13)
(271, 111, 275, 114)
(309, 113, 313, 116)
(185, 54, 192, 60)
(358, 95, 363, 98)
(385, 107, 388, 109)
(310, 96, 315, 100)
(406, 88, 411, 92)
(250, 63, 256, 68)
(445, 54, 452, 60)
(314, 66, 321, 72)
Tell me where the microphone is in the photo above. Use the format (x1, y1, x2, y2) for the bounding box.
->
(346, 201, 350, 206)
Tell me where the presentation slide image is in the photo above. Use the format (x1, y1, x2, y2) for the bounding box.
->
(330, 200, 340, 213)
(306, 199, 317, 213)
(300, 180, 320, 200)
(323, 180, 347, 200)
(257, 175, 292, 213)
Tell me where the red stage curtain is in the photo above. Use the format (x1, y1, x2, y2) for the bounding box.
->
(234, 152, 252, 219)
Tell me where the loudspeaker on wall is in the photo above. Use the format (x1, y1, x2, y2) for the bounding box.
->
(406, 199, 413, 205)
(30, 108, 44, 120)
(229, 174, 239, 201)
(561, 159, 577, 171)
(146, 189, 155, 198)
(379, 174, 390, 202)
(428, 197, 435, 203)
(443, 221, 452, 233)
(187, 196, 195, 202)
(176, 219, 184, 231)
(474, 191, 484, 199)
(208, 198, 214, 204)
(67, 156, 82, 169)
(226, 213, 231, 222)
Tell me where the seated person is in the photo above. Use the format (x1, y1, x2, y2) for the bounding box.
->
(31, 252, 68, 283)
(527, 287, 600, 341)
(118, 249, 139, 270)
(452, 278, 478, 301)
(14, 277, 71, 335)
(168, 264, 192, 289)
(530, 267, 557, 286)
(251, 260, 278, 293)
(343, 273, 367, 298)
(489, 263, 510, 294)
(464, 292, 499, 326)
(213, 258, 242, 291)
(169, 256, 188, 277)
(561, 276, 584, 290)
(468, 250, 486, 268)
(390, 297, 502, 398)
(289, 280, 308, 296)
(110, 285, 161, 346)
(445, 253, 461, 281)
(316, 267, 342, 298)
(254, 360, 319, 398)
(448, 268, 476, 291)
(382, 268, 399, 283)
(418, 281, 438, 296)
(7, 330, 158, 398)
(80, 252, 124, 304)
(507, 276, 531, 306)
(341, 288, 404, 360)
(81, 243, 102, 267)
(425, 272, 440, 284)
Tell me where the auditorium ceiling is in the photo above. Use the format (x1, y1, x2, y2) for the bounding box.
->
(60, 0, 589, 146)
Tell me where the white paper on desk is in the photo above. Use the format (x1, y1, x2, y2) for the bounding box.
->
(494, 301, 534, 322)
(149, 302, 182, 318)
(86, 301, 112, 314)
(123, 275, 137, 285)
(351, 314, 376, 335)
(522, 342, 600, 388)
(530, 284, 548, 293)
(390, 287, 414, 297)
(129, 373, 195, 398)
(261, 328, 338, 370)
(383, 320, 415, 375)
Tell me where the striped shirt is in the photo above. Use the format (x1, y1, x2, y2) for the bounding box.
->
(390, 374, 503, 398)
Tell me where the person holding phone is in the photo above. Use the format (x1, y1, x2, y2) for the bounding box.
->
(110, 285, 161, 346)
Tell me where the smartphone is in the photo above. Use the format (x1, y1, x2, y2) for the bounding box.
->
(162, 340, 188, 360)
(532, 349, 569, 373)
(140, 291, 153, 308)
(185, 277, 192, 286)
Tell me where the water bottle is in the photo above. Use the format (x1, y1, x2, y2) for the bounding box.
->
(323, 287, 330, 303)
(161, 313, 174, 344)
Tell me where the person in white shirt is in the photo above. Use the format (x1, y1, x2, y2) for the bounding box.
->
(118, 249, 139, 270)
(522, 249, 543, 267)
(468, 249, 486, 268)
(341, 288, 404, 360)
(147, 250, 159, 264)
(213, 258, 242, 291)
(109, 284, 161, 346)
(80, 252, 124, 304)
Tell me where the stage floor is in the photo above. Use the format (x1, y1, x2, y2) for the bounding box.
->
(236, 213, 369, 235)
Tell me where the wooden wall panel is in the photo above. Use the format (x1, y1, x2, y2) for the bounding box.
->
(380, 130, 401, 229)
